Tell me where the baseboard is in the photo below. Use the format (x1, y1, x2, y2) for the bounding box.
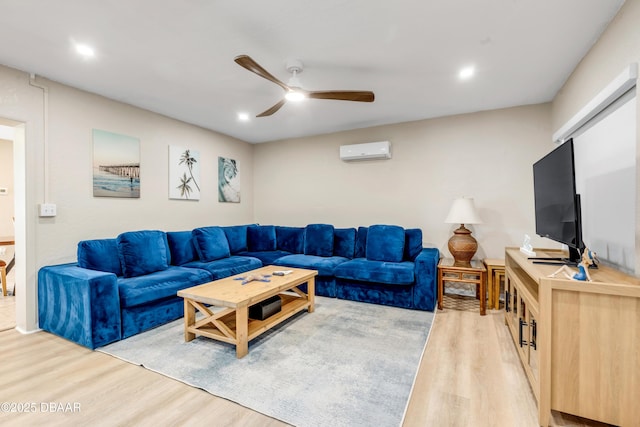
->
(15, 325, 42, 335)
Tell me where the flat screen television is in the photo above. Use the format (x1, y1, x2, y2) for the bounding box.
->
(532, 138, 584, 265)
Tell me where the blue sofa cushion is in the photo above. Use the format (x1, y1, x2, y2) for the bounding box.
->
(183, 255, 262, 280)
(366, 225, 405, 263)
(118, 266, 212, 308)
(355, 226, 368, 258)
(248, 225, 277, 251)
(239, 250, 291, 265)
(222, 224, 254, 254)
(166, 231, 196, 265)
(304, 224, 334, 257)
(77, 238, 122, 276)
(117, 230, 170, 278)
(276, 226, 304, 254)
(334, 228, 356, 259)
(274, 254, 348, 277)
(334, 258, 415, 285)
(192, 226, 231, 262)
(404, 228, 423, 261)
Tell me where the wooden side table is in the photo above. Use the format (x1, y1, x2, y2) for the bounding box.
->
(437, 258, 486, 315)
(484, 258, 505, 310)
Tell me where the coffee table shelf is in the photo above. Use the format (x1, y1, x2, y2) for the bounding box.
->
(189, 293, 310, 344)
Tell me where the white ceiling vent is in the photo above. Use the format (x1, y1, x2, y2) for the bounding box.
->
(339, 141, 391, 161)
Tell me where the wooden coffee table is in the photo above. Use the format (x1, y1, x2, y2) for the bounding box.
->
(177, 265, 317, 358)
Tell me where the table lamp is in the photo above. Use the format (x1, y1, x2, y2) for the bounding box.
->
(445, 197, 482, 267)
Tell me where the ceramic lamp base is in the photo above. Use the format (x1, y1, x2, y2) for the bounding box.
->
(448, 224, 477, 267)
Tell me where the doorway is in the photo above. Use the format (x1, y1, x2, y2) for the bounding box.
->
(0, 120, 25, 331)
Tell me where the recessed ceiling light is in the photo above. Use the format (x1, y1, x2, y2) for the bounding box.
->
(459, 66, 475, 80)
(237, 112, 250, 121)
(75, 43, 95, 58)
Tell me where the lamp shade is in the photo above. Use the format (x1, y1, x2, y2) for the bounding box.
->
(445, 197, 483, 225)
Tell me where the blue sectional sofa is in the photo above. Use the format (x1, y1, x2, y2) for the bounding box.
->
(38, 224, 439, 349)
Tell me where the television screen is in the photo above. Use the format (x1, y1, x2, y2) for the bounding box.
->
(533, 139, 582, 252)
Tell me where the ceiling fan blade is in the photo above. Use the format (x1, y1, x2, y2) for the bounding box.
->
(234, 55, 290, 91)
(307, 90, 375, 102)
(256, 98, 287, 117)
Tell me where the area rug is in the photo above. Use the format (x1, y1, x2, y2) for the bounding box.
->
(98, 296, 434, 427)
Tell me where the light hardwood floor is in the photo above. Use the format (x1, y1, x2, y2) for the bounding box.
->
(0, 302, 613, 426)
(404, 308, 613, 427)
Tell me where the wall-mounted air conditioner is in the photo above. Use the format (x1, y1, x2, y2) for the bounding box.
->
(339, 141, 391, 161)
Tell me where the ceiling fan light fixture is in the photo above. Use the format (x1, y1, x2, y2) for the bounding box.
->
(285, 90, 306, 102)
(234, 55, 375, 117)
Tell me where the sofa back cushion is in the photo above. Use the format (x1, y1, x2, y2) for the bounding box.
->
(192, 226, 231, 262)
(222, 224, 254, 254)
(304, 224, 334, 257)
(247, 225, 277, 251)
(404, 228, 423, 261)
(117, 230, 170, 278)
(166, 231, 197, 265)
(276, 226, 304, 253)
(366, 225, 405, 263)
(334, 228, 356, 259)
(354, 226, 368, 258)
(77, 238, 123, 276)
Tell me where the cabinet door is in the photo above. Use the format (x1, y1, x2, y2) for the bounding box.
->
(527, 309, 538, 382)
(518, 298, 528, 360)
(510, 282, 519, 324)
(517, 298, 540, 392)
(505, 276, 513, 314)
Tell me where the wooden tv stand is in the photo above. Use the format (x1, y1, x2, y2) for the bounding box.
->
(504, 247, 640, 426)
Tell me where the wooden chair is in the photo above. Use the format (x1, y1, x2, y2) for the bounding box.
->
(0, 238, 14, 297)
(0, 259, 7, 296)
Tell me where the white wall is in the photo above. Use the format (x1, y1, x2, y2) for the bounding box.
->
(39, 80, 254, 266)
(254, 104, 553, 259)
(552, 0, 640, 274)
(0, 64, 254, 331)
(573, 90, 636, 273)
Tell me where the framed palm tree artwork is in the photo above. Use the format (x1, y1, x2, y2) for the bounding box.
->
(169, 146, 200, 200)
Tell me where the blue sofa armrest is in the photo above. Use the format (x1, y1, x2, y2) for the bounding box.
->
(38, 263, 122, 349)
(412, 248, 440, 311)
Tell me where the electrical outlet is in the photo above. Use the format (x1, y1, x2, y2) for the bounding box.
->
(39, 203, 57, 217)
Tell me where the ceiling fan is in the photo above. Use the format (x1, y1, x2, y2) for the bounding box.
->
(234, 55, 375, 117)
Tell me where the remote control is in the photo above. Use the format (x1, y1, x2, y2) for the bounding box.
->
(273, 270, 293, 276)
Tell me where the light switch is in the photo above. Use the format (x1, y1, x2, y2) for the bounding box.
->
(39, 203, 57, 217)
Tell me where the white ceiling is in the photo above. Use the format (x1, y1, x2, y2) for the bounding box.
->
(0, 1, 625, 143)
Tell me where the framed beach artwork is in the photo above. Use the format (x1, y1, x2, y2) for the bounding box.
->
(218, 156, 240, 203)
(169, 146, 200, 200)
(92, 129, 140, 198)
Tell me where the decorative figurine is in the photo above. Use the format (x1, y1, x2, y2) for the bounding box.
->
(234, 274, 271, 285)
(520, 234, 536, 256)
(548, 248, 598, 281)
